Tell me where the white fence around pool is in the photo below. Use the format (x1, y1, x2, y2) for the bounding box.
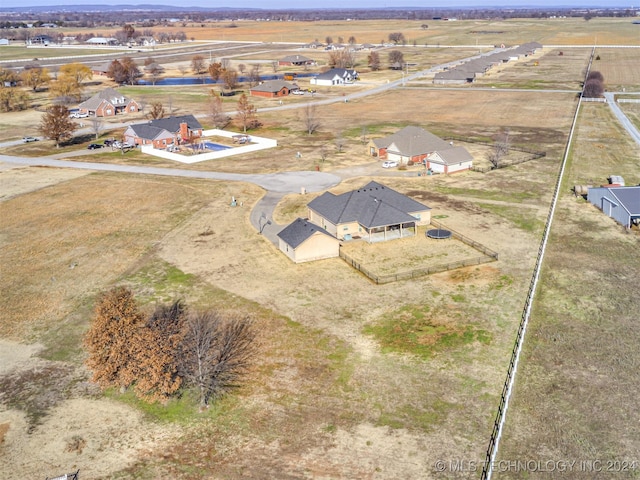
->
(140, 129, 277, 164)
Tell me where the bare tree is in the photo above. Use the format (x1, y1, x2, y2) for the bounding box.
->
(177, 64, 188, 77)
(146, 63, 165, 86)
(329, 50, 356, 69)
(335, 133, 346, 153)
(148, 101, 165, 119)
(220, 58, 231, 70)
(237, 63, 246, 75)
(388, 32, 406, 45)
(302, 103, 321, 135)
(487, 131, 510, 169)
(90, 115, 104, 140)
(191, 55, 206, 74)
(271, 60, 278, 73)
(583, 79, 604, 98)
(388, 50, 405, 69)
(319, 145, 329, 163)
(361, 126, 368, 144)
(208, 92, 230, 128)
(222, 68, 239, 92)
(235, 93, 259, 133)
(368, 51, 381, 71)
(248, 65, 261, 87)
(39, 105, 76, 148)
(179, 310, 256, 407)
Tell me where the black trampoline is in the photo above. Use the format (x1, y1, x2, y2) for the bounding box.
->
(426, 228, 452, 239)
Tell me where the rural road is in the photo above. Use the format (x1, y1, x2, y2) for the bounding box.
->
(603, 92, 640, 146)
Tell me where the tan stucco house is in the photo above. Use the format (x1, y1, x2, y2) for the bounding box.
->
(307, 181, 431, 243)
(277, 218, 341, 263)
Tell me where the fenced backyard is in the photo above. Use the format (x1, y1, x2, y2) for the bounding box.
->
(339, 222, 498, 284)
(442, 136, 547, 173)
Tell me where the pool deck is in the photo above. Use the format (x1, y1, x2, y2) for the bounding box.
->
(140, 129, 277, 164)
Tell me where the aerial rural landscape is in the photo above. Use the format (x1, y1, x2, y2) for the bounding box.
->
(0, 4, 639, 479)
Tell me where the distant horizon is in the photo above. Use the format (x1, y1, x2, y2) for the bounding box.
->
(0, 1, 637, 10)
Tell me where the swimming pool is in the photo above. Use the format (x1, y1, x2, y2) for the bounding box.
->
(203, 142, 231, 151)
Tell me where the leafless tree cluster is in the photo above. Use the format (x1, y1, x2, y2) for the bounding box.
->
(388, 32, 406, 45)
(388, 50, 405, 70)
(84, 287, 257, 406)
(107, 57, 141, 85)
(328, 50, 356, 69)
(583, 70, 605, 98)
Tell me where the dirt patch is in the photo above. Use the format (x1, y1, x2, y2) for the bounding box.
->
(0, 398, 178, 480)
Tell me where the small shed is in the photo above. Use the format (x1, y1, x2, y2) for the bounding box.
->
(277, 218, 340, 263)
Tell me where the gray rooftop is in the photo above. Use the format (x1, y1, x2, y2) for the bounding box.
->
(251, 80, 297, 93)
(308, 181, 430, 229)
(277, 217, 337, 248)
(605, 186, 640, 214)
(373, 126, 451, 156)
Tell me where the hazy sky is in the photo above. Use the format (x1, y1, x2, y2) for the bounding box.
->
(1, 1, 635, 9)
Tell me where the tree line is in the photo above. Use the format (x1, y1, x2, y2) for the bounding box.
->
(84, 287, 257, 407)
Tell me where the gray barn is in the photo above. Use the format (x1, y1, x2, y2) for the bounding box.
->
(587, 186, 640, 228)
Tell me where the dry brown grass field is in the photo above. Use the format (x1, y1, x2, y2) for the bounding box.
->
(1, 16, 639, 480)
(59, 17, 640, 46)
(496, 103, 640, 479)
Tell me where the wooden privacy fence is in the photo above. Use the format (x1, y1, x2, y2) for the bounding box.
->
(339, 221, 498, 284)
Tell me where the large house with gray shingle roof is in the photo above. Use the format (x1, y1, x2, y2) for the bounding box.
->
(249, 80, 298, 98)
(307, 181, 431, 243)
(369, 126, 473, 174)
(78, 88, 140, 117)
(123, 114, 202, 148)
(277, 182, 431, 261)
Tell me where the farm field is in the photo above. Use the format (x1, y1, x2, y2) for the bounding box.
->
(495, 101, 640, 479)
(1, 16, 639, 480)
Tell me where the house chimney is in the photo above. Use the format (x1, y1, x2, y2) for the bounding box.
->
(179, 122, 189, 141)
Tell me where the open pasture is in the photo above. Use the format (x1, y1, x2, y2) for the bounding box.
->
(496, 99, 640, 478)
(592, 47, 640, 90)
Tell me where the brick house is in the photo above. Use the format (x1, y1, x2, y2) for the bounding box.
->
(249, 80, 298, 98)
(123, 115, 203, 149)
(78, 88, 140, 117)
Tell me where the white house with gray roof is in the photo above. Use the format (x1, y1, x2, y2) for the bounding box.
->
(310, 68, 358, 86)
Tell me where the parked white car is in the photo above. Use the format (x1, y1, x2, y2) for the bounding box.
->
(382, 160, 398, 168)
